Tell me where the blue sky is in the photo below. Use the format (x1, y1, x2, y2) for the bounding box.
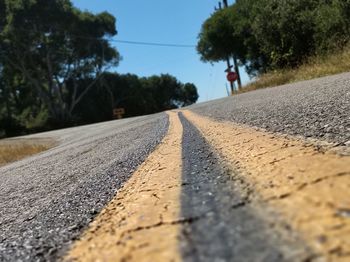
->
(72, 0, 250, 102)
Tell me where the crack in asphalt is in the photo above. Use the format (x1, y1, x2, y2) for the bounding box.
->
(178, 113, 312, 262)
(116, 215, 203, 246)
(265, 172, 350, 202)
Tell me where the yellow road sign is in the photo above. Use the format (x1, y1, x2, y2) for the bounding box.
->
(113, 108, 125, 119)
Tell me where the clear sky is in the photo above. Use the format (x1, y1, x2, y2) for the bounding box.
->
(71, 0, 250, 102)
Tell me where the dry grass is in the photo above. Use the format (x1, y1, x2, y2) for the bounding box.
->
(241, 46, 350, 93)
(0, 138, 56, 167)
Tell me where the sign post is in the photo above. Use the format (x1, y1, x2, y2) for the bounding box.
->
(226, 71, 238, 94)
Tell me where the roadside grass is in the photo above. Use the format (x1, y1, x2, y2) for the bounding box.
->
(241, 46, 350, 93)
(0, 139, 56, 167)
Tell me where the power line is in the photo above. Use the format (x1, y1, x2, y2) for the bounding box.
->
(1, 26, 196, 49)
(63, 34, 196, 48)
(0, 26, 196, 48)
(109, 39, 195, 48)
(61, 34, 196, 48)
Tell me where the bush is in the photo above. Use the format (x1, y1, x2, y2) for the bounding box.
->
(197, 0, 350, 73)
(314, 1, 350, 53)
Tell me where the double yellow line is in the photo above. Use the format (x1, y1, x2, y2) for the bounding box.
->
(67, 111, 184, 262)
(66, 110, 350, 262)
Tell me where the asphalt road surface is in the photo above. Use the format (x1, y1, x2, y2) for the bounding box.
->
(0, 73, 349, 261)
(191, 72, 350, 146)
(0, 114, 168, 261)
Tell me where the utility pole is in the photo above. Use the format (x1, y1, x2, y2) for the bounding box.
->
(221, 0, 242, 91)
(215, 2, 235, 94)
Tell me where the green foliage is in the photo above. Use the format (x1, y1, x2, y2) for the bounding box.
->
(180, 83, 199, 107)
(75, 73, 199, 124)
(313, 0, 350, 52)
(197, 0, 350, 73)
(18, 106, 49, 130)
(197, 7, 240, 62)
(142, 74, 183, 110)
(0, 0, 120, 127)
(252, 0, 318, 68)
(0, 0, 199, 137)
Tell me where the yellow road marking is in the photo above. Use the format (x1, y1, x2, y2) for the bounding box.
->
(183, 110, 350, 261)
(66, 111, 183, 262)
(66, 109, 350, 261)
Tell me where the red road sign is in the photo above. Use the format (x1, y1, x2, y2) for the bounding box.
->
(227, 72, 238, 82)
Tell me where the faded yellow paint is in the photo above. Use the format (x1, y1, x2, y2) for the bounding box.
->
(66, 111, 184, 262)
(183, 110, 350, 261)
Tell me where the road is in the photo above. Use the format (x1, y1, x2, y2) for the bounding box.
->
(0, 73, 349, 261)
(0, 114, 168, 261)
(191, 72, 350, 146)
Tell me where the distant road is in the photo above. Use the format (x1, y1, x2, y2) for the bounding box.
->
(0, 73, 349, 261)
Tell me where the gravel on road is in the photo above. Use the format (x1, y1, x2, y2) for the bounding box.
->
(189, 72, 350, 146)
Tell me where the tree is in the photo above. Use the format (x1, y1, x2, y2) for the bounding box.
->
(142, 74, 185, 111)
(251, 0, 318, 69)
(197, 0, 350, 74)
(179, 83, 199, 107)
(0, 0, 199, 137)
(0, 0, 120, 126)
(313, 0, 350, 52)
(74, 73, 199, 123)
(197, 1, 265, 75)
(197, 8, 239, 63)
